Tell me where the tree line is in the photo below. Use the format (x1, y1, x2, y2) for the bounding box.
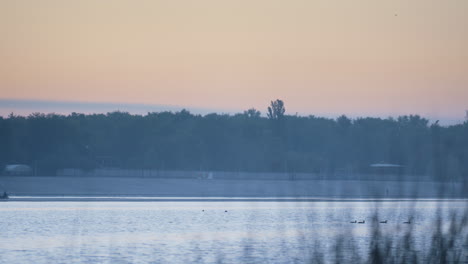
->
(0, 100, 467, 180)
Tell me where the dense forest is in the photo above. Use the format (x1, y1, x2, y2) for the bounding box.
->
(0, 100, 467, 180)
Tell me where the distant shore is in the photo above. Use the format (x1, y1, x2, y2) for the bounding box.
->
(3, 196, 468, 203)
(1, 176, 466, 199)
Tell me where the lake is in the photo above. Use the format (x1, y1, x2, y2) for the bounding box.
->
(0, 199, 467, 263)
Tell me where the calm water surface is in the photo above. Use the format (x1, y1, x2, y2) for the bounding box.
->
(0, 200, 466, 263)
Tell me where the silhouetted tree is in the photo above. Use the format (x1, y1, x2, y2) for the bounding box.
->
(267, 99, 285, 120)
(0, 106, 466, 181)
(243, 108, 261, 119)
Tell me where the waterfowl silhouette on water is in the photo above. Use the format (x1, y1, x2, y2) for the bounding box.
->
(358, 220, 365, 224)
(379, 220, 387, 224)
(350, 220, 357, 223)
(403, 220, 411, 224)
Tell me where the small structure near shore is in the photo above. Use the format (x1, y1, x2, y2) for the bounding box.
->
(369, 163, 403, 176)
(0, 191, 8, 200)
(3, 164, 33, 176)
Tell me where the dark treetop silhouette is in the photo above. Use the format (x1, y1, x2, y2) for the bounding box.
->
(1, 100, 467, 182)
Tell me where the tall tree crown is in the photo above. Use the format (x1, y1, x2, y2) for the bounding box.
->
(267, 99, 285, 120)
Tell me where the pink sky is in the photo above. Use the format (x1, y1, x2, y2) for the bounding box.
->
(1, 0, 467, 121)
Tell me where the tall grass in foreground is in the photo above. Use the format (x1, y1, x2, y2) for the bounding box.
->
(310, 209, 468, 264)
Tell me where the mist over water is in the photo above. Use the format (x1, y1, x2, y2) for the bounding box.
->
(0, 200, 466, 264)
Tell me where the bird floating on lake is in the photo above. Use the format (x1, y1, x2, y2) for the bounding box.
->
(358, 220, 365, 224)
(379, 220, 387, 224)
(350, 220, 357, 223)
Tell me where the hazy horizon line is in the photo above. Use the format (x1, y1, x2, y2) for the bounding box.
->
(0, 98, 465, 126)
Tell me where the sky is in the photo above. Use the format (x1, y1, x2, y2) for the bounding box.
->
(0, 0, 467, 123)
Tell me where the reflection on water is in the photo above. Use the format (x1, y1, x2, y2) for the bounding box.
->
(0, 201, 466, 263)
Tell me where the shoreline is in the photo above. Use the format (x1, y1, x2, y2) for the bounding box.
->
(2, 196, 468, 202)
(1, 176, 466, 200)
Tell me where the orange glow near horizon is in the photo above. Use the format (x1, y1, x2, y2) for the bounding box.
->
(1, 0, 467, 119)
